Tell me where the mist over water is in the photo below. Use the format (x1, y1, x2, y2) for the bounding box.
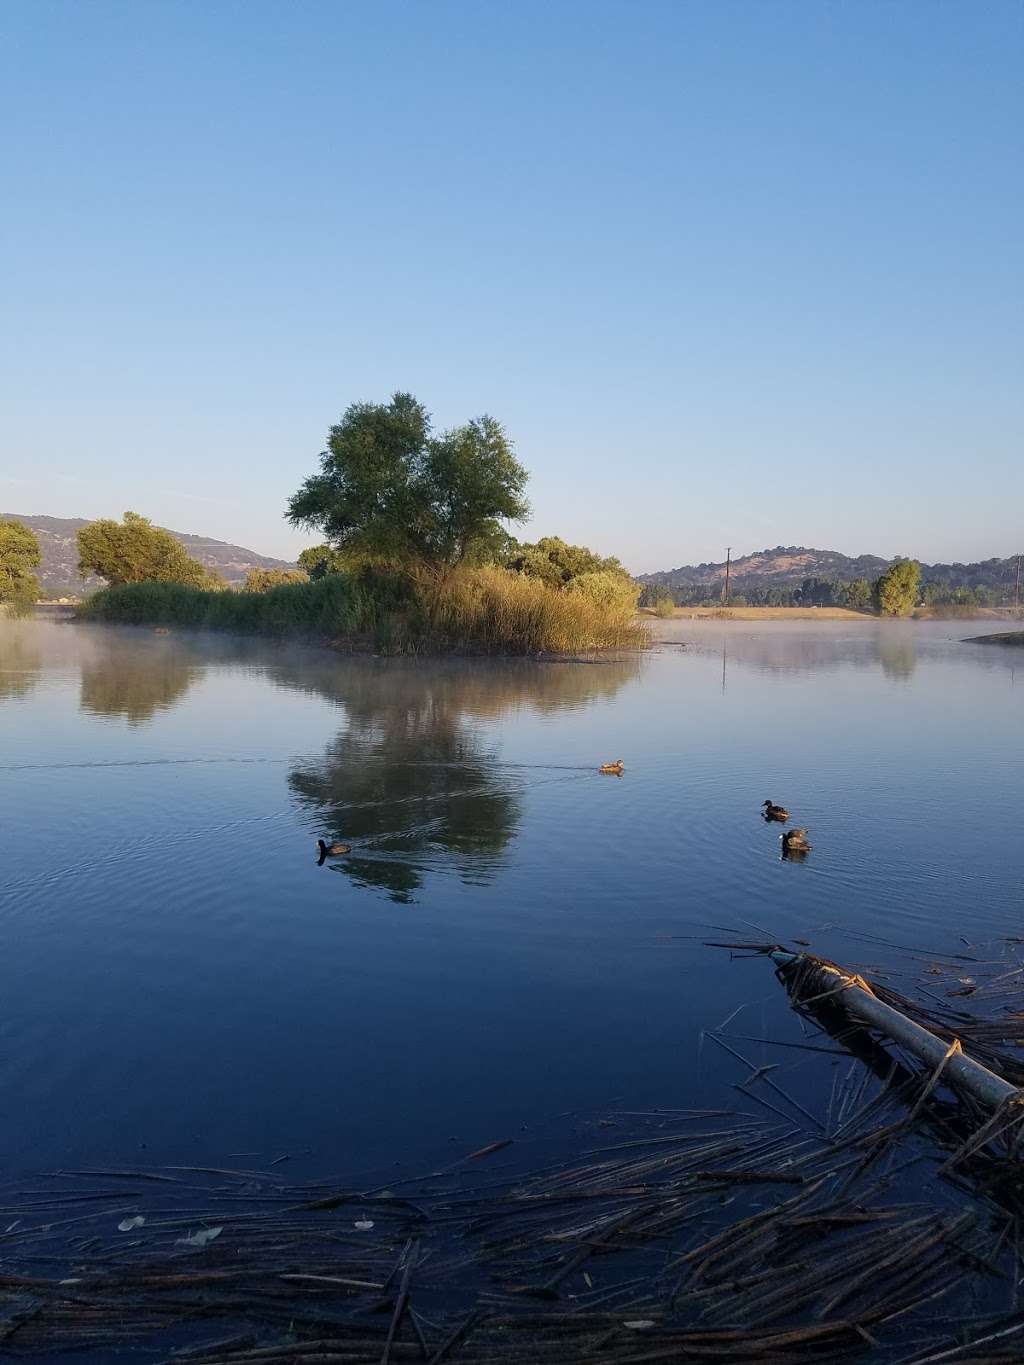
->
(1, 617, 1020, 1180)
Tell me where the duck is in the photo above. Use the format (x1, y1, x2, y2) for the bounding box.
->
(762, 800, 790, 822)
(317, 839, 352, 865)
(781, 828, 812, 855)
(599, 759, 625, 775)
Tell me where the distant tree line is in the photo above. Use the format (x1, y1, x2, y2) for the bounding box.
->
(641, 554, 1022, 615)
(638, 576, 878, 610)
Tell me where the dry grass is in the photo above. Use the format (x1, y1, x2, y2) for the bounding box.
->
(913, 605, 1017, 621)
(420, 566, 647, 653)
(643, 605, 871, 621)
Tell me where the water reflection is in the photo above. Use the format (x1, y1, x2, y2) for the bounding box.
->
(878, 638, 917, 681)
(267, 652, 639, 718)
(0, 626, 41, 702)
(658, 622, 931, 679)
(79, 637, 202, 725)
(284, 658, 639, 902)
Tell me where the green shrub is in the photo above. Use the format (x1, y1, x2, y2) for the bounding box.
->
(567, 570, 640, 613)
(77, 574, 381, 637)
(244, 567, 310, 592)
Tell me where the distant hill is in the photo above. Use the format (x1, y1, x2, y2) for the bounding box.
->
(639, 545, 1023, 606)
(1, 513, 296, 598)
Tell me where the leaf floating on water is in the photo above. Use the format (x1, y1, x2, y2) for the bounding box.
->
(118, 1216, 145, 1232)
(177, 1225, 223, 1248)
(353, 1219, 374, 1231)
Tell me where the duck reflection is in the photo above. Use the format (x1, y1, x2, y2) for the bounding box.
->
(285, 658, 639, 902)
(79, 637, 201, 725)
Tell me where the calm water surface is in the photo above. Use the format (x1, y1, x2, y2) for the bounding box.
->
(1, 617, 1021, 1180)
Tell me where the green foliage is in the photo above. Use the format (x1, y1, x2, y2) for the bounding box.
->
(921, 581, 998, 609)
(873, 559, 921, 616)
(639, 582, 674, 610)
(244, 567, 309, 592)
(507, 535, 630, 588)
(76, 565, 646, 655)
(795, 576, 841, 606)
(287, 393, 529, 576)
(0, 519, 42, 614)
(296, 544, 354, 579)
(77, 512, 219, 588)
(843, 578, 872, 610)
(77, 574, 383, 635)
(566, 569, 640, 614)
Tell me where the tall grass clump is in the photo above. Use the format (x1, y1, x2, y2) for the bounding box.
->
(418, 567, 646, 653)
(77, 566, 647, 655)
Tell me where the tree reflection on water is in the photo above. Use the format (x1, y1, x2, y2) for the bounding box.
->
(0, 626, 41, 702)
(281, 657, 639, 902)
(79, 636, 202, 725)
(878, 638, 917, 682)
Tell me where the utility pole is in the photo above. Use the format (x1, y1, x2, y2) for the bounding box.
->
(722, 547, 731, 605)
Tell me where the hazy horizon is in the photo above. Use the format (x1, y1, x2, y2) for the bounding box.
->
(2, 1, 1021, 572)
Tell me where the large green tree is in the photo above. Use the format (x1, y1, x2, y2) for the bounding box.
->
(287, 393, 529, 579)
(0, 519, 42, 614)
(78, 512, 218, 588)
(873, 559, 921, 616)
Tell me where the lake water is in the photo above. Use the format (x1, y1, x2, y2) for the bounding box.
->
(1, 616, 1021, 1184)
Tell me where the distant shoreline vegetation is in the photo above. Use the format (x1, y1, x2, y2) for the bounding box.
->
(640, 549, 1023, 612)
(75, 568, 645, 655)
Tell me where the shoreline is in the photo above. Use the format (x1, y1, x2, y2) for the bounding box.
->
(963, 630, 1024, 646)
(58, 614, 645, 663)
(642, 605, 1021, 623)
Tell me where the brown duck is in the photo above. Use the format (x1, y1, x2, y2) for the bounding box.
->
(599, 759, 625, 775)
(781, 828, 812, 855)
(762, 800, 790, 821)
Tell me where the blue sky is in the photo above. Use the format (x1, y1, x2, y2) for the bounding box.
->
(2, 1, 1021, 571)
